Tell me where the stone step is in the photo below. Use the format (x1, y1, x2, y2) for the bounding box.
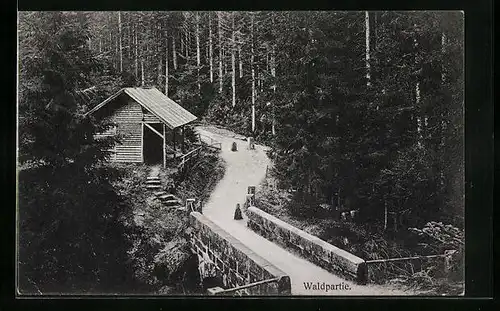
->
(160, 196, 180, 203)
(158, 194, 177, 200)
(145, 180, 161, 185)
(147, 176, 160, 180)
(162, 199, 181, 206)
(153, 191, 166, 196)
(146, 185, 162, 190)
(162, 205, 182, 211)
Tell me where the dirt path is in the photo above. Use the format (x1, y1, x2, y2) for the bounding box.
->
(148, 165, 161, 178)
(194, 125, 411, 296)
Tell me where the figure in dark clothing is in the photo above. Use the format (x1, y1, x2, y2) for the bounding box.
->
(234, 203, 243, 220)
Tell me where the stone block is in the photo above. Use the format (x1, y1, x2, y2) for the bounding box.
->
(248, 186, 256, 195)
(207, 286, 225, 295)
(247, 137, 255, 150)
(277, 276, 292, 295)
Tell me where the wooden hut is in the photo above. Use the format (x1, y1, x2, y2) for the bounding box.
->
(85, 87, 197, 167)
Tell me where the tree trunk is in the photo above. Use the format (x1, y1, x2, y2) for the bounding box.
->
(251, 13, 256, 132)
(209, 12, 213, 83)
(185, 24, 189, 58)
(218, 12, 223, 94)
(365, 11, 371, 87)
(238, 40, 243, 78)
(115, 32, 119, 70)
(231, 13, 236, 107)
(196, 12, 201, 93)
(258, 66, 262, 93)
(172, 34, 178, 70)
(165, 30, 169, 96)
(414, 35, 422, 148)
(440, 31, 447, 188)
(271, 46, 276, 135)
(384, 201, 388, 231)
(393, 213, 398, 232)
(135, 24, 138, 79)
(128, 16, 132, 60)
(141, 58, 145, 86)
(223, 46, 227, 75)
(109, 22, 112, 54)
(441, 32, 446, 83)
(180, 27, 184, 58)
(157, 25, 161, 87)
(266, 51, 269, 72)
(206, 36, 209, 63)
(158, 57, 162, 87)
(118, 11, 123, 72)
(141, 30, 145, 87)
(145, 36, 150, 85)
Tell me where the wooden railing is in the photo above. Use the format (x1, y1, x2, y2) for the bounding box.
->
(364, 250, 457, 282)
(196, 133, 222, 150)
(177, 146, 203, 171)
(176, 134, 221, 171)
(207, 277, 281, 296)
(364, 252, 455, 265)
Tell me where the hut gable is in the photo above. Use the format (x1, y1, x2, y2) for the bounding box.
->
(113, 100, 143, 123)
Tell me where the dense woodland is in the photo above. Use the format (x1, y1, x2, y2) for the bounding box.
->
(78, 10, 463, 229)
(18, 11, 464, 293)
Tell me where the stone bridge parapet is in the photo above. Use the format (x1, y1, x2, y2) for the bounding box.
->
(188, 211, 291, 295)
(246, 206, 368, 284)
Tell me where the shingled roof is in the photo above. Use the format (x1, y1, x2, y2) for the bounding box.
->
(85, 87, 197, 129)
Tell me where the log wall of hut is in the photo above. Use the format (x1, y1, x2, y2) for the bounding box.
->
(109, 99, 143, 163)
(94, 126, 117, 161)
(142, 108, 162, 123)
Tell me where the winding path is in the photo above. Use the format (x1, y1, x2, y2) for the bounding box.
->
(195, 125, 411, 296)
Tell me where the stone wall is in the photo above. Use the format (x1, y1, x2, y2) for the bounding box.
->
(246, 206, 368, 284)
(188, 211, 291, 295)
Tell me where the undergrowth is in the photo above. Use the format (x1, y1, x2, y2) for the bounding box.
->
(109, 152, 226, 294)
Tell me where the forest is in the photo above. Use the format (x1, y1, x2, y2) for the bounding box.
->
(17, 11, 464, 294)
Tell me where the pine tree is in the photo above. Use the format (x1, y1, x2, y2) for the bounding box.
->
(18, 11, 134, 293)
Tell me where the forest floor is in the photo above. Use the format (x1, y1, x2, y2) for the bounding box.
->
(194, 124, 414, 296)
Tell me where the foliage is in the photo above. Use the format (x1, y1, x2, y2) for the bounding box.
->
(409, 221, 464, 282)
(17, 12, 133, 294)
(409, 221, 464, 251)
(18, 165, 134, 294)
(267, 11, 464, 234)
(175, 151, 226, 205)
